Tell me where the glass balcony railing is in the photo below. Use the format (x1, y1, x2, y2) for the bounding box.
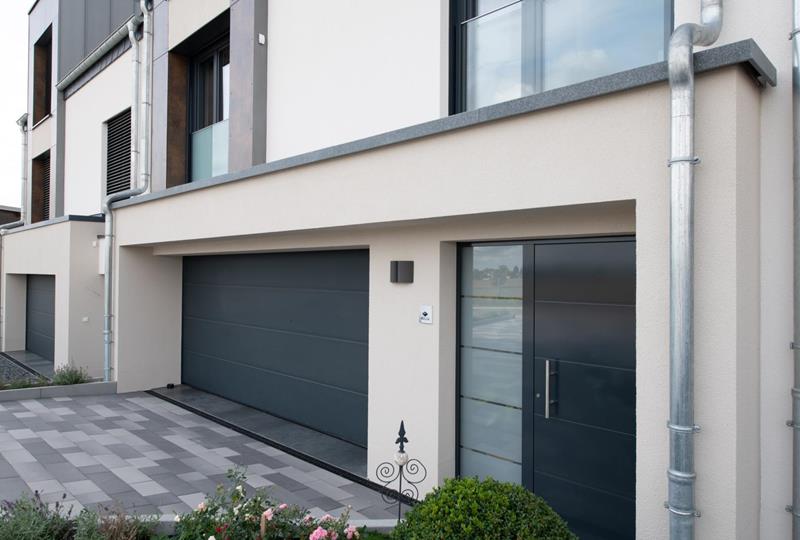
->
(465, 0, 668, 110)
(190, 119, 229, 182)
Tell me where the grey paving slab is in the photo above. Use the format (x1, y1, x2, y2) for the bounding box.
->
(0, 392, 394, 520)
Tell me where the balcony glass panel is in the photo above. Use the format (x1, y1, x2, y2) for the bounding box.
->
(191, 119, 228, 182)
(464, 0, 668, 110)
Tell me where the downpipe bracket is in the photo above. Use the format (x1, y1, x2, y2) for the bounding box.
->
(667, 156, 701, 167)
(790, 28, 800, 40)
(664, 502, 701, 518)
(667, 420, 701, 433)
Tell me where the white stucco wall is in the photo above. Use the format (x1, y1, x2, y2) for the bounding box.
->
(168, 0, 229, 49)
(1, 220, 104, 376)
(265, 0, 449, 161)
(63, 49, 135, 216)
(111, 66, 764, 539)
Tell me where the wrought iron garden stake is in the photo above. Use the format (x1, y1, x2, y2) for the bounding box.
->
(375, 420, 427, 524)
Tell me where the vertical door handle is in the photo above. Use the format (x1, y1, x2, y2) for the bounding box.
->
(544, 359, 558, 419)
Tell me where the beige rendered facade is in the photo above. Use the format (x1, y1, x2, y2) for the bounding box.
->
(3, 0, 797, 538)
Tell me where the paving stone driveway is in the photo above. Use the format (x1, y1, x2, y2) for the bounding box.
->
(0, 393, 395, 521)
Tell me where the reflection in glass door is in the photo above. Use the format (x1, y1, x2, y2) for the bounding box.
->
(459, 244, 524, 484)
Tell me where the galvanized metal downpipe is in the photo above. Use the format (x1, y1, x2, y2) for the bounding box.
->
(791, 0, 800, 536)
(0, 115, 29, 233)
(666, 1, 722, 539)
(102, 1, 152, 382)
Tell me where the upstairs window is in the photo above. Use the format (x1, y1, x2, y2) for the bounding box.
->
(190, 37, 230, 181)
(31, 151, 50, 223)
(451, 0, 671, 112)
(105, 109, 132, 196)
(32, 26, 52, 125)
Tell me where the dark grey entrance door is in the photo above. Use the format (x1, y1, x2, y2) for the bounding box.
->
(459, 238, 635, 540)
(26, 274, 55, 363)
(181, 250, 369, 447)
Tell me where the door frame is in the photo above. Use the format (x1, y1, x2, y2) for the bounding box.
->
(455, 234, 636, 490)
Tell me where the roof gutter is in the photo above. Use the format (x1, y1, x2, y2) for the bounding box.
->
(55, 12, 143, 92)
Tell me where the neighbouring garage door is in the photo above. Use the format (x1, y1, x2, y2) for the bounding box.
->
(182, 250, 369, 447)
(26, 275, 55, 363)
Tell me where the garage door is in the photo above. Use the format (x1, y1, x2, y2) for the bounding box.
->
(26, 275, 55, 363)
(182, 250, 369, 447)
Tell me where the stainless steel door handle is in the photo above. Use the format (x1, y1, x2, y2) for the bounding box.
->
(545, 359, 557, 419)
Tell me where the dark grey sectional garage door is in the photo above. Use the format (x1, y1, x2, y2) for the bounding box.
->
(26, 275, 55, 363)
(182, 250, 369, 447)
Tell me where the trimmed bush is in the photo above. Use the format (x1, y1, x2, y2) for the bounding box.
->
(392, 477, 576, 540)
(52, 366, 91, 386)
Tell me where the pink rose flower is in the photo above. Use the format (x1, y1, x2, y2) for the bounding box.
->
(330, 532, 338, 540)
(263, 508, 274, 521)
(321, 514, 334, 522)
(197, 501, 206, 512)
(309, 526, 329, 540)
(278, 503, 288, 510)
(345, 525, 359, 539)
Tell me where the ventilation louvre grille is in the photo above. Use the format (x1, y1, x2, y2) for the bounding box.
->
(106, 108, 132, 195)
(40, 153, 50, 221)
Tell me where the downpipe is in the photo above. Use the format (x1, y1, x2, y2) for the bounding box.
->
(666, 1, 722, 539)
(0, 115, 29, 233)
(791, 0, 800, 536)
(102, 1, 152, 382)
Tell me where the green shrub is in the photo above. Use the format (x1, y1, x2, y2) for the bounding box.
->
(392, 477, 576, 540)
(0, 492, 76, 540)
(52, 366, 90, 386)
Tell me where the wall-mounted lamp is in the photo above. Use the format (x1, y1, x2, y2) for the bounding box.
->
(390, 261, 414, 283)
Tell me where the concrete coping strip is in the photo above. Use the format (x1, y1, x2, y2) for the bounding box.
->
(110, 39, 776, 212)
(0, 381, 117, 402)
(3, 214, 104, 236)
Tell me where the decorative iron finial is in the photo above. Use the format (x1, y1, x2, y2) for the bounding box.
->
(376, 420, 428, 524)
(395, 421, 408, 453)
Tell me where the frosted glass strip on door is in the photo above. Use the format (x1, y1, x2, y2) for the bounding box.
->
(460, 245, 523, 485)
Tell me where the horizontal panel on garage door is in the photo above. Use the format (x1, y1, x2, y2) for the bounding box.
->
(182, 250, 369, 447)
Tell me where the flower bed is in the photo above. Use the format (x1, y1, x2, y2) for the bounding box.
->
(174, 469, 364, 540)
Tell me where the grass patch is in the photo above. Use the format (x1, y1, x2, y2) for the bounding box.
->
(0, 377, 49, 391)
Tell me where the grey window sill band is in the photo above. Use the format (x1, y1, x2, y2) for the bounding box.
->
(13, 39, 775, 227)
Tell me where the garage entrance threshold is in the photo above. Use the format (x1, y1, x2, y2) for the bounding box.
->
(148, 385, 369, 480)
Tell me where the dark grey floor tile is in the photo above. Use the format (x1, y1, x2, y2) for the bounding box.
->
(267, 473, 308, 493)
(84, 471, 133, 496)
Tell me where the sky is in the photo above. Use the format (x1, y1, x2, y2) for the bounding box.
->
(0, 2, 31, 209)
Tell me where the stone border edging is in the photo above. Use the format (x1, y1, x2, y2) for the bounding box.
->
(0, 381, 117, 402)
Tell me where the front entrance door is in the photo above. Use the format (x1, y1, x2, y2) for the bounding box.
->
(458, 238, 635, 540)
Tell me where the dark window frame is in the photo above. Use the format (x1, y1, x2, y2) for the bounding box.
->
(448, 0, 675, 115)
(32, 26, 53, 126)
(189, 34, 230, 134)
